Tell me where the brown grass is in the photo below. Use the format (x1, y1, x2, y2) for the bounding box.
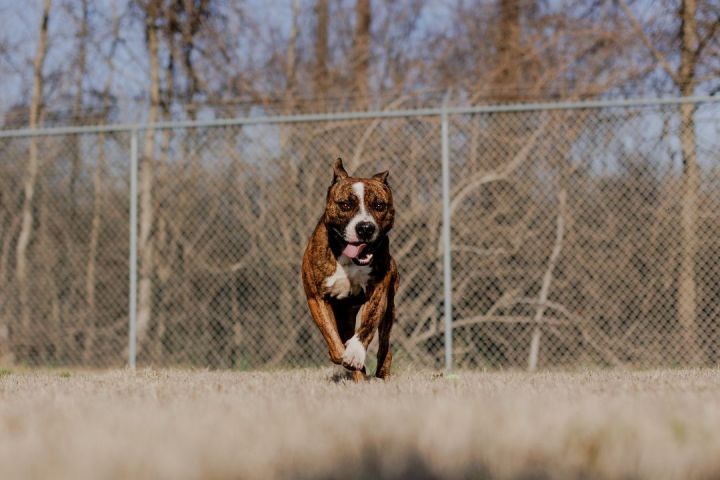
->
(1, 368, 720, 479)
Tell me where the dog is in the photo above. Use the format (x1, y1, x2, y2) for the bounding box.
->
(302, 158, 398, 381)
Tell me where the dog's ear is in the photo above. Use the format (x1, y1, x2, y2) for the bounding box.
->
(372, 170, 389, 184)
(332, 158, 349, 183)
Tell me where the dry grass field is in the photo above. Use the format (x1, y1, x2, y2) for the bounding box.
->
(1, 367, 720, 480)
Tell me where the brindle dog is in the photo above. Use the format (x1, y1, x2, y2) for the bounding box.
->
(302, 158, 398, 381)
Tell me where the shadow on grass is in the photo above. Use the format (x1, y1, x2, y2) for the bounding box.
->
(328, 370, 352, 383)
(290, 447, 493, 480)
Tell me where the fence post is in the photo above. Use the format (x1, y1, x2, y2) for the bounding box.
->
(128, 128, 139, 369)
(441, 94, 453, 371)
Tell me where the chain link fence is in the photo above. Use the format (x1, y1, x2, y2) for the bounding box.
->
(0, 97, 718, 370)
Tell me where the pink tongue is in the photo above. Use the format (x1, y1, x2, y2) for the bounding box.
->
(342, 243, 367, 259)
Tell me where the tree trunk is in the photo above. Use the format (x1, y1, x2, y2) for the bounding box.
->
(494, 0, 522, 101)
(83, 129, 104, 365)
(284, 0, 300, 113)
(180, 0, 203, 121)
(36, 167, 58, 362)
(137, 0, 162, 355)
(151, 22, 177, 363)
(84, 4, 121, 366)
(69, 0, 88, 221)
(352, 0, 371, 109)
(313, 0, 329, 99)
(482, 0, 524, 175)
(528, 189, 566, 371)
(678, 101, 699, 364)
(0, 216, 19, 364)
(677, 0, 700, 364)
(15, 0, 52, 359)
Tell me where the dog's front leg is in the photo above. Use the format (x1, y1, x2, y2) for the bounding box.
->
(342, 280, 390, 376)
(306, 297, 345, 365)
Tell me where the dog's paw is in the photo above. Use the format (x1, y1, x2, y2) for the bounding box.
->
(342, 335, 366, 370)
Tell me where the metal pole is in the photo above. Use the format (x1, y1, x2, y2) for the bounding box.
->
(441, 95, 453, 371)
(128, 128, 139, 369)
(1, 96, 717, 140)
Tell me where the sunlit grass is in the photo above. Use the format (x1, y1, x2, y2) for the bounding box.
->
(1, 368, 719, 479)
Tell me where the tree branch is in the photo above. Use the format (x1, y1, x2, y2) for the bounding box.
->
(528, 188, 567, 371)
(618, 0, 680, 85)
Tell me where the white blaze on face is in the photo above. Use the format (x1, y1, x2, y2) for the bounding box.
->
(344, 182, 378, 243)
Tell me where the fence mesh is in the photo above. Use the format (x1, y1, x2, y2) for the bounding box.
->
(0, 99, 718, 369)
(0, 131, 130, 366)
(449, 103, 720, 368)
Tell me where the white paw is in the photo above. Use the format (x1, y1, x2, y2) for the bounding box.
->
(342, 335, 366, 370)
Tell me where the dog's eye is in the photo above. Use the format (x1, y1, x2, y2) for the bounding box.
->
(373, 201, 387, 212)
(338, 201, 352, 212)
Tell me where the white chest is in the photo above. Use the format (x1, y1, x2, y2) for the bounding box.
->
(324, 258, 371, 299)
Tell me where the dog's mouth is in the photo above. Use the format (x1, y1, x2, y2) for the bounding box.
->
(342, 242, 373, 266)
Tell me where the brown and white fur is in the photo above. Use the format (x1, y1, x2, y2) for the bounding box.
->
(302, 158, 398, 381)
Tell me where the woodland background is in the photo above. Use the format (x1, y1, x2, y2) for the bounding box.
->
(0, 0, 718, 369)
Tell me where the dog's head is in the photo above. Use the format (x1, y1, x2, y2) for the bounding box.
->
(323, 158, 395, 265)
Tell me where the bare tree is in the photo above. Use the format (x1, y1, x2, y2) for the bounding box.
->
(1, 0, 718, 369)
(68, 0, 88, 220)
(619, 0, 715, 363)
(677, 0, 702, 364)
(284, 0, 300, 112)
(313, 0, 329, 97)
(353, 0, 371, 109)
(494, 0, 522, 101)
(177, 0, 209, 120)
(14, 0, 52, 359)
(137, 0, 162, 352)
(84, 1, 123, 364)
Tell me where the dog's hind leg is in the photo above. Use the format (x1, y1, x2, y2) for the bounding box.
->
(376, 270, 398, 379)
(375, 321, 393, 380)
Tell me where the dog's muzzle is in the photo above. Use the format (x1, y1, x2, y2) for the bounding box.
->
(342, 242, 374, 266)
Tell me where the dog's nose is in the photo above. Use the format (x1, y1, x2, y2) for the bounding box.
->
(356, 222, 376, 240)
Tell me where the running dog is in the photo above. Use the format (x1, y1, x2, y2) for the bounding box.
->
(302, 158, 398, 381)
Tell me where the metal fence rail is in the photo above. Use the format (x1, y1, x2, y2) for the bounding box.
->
(0, 96, 718, 370)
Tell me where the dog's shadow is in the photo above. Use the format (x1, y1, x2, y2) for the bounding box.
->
(328, 369, 378, 383)
(327, 356, 379, 383)
(329, 371, 353, 383)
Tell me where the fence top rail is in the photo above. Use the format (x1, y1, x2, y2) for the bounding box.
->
(0, 95, 718, 139)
